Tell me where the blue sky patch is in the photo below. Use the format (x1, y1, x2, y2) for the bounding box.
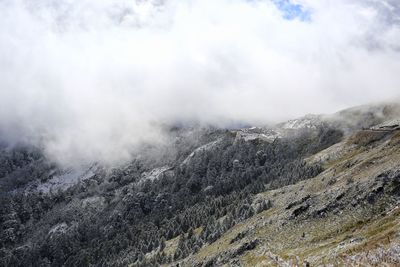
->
(272, 0, 311, 21)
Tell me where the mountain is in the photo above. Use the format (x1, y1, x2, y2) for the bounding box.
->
(1, 103, 400, 266)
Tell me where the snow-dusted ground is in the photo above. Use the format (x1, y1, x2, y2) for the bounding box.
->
(140, 165, 172, 183)
(48, 222, 68, 236)
(182, 138, 223, 165)
(281, 114, 323, 130)
(234, 129, 281, 143)
(371, 119, 400, 130)
(36, 164, 98, 194)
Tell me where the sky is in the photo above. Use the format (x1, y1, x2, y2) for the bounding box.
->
(0, 0, 400, 164)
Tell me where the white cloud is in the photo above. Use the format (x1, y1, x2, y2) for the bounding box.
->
(0, 0, 399, 164)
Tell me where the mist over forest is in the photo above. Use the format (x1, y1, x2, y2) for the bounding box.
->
(1, 0, 400, 164)
(1, 1, 400, 267)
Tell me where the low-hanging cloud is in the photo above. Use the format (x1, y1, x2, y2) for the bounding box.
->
(0, 0, 400, 164)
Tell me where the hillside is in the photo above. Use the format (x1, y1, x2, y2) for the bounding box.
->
(1, 103, 400, 266)
(177, 124, 400, 266)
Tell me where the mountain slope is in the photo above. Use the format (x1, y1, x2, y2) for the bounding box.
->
(0, 103, 400, 267)
(176, 128, 400, 266)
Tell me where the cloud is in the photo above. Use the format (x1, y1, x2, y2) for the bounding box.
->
(0, 0, 399, 164)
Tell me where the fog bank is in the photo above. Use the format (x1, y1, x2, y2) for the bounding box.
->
(1, 0, 400, 164)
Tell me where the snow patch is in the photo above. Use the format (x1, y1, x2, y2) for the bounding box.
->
(140, 166, 172, 182)
(37, 164, 97, 193)
(182, 139, 222, 165)
(235, 128, 281, 143)
(281, 115, 323, 130)
(48, 222, 68, 236)
(371, 118, 400, 130)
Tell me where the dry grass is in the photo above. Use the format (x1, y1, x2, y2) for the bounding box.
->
(163, 235, 180, 256)
(347, 130, 389, 146)
(343, 244, 400, 266)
